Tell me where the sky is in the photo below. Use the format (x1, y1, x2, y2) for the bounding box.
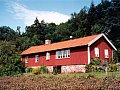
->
(0, 0, 101, 32)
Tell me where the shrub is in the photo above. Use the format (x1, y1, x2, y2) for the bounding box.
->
(25, 67, 33, 73)
(90, 58, 102, 65)
(109, 64, 118, 72)
(85, 59, 106, 72)
(116, 63, 120, 71)
(40, 66, 49, 74)
(32, 67, 41, 75)
(85, 64, 96, 72)
(0, 59, 25, 76)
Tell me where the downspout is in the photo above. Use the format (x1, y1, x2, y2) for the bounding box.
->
(87, 46, 90, 64)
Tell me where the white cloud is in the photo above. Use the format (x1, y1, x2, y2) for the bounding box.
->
(9, 2, 70, 26)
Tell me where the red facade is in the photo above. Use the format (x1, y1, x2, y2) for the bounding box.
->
(22, 46, 88, 67)
(90, 37, 113, 62)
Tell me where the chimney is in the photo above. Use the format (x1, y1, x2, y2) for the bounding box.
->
(45, 40, 51, 45)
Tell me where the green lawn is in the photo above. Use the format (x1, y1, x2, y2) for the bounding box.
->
(23, 71, 120, 78)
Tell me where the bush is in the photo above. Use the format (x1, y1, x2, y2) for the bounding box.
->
(25, 67, 33, 73)
(0, 59, 25, 76)
(109, 64, 118, 72)
(40, 66, 49, 74)
(32, 67, 41, 75)
(85, 59, 106, 72)
(26, 66, 49, 74)
(85, 65, 97, 72)
(90, 58, 102, 65)
(116, 63, 120, 71)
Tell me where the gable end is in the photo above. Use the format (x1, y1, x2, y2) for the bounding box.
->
(88, 33, 117, 51)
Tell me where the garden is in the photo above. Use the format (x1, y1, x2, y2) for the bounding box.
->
(0, 59, 120, 90)
(0, 72, 120, 90)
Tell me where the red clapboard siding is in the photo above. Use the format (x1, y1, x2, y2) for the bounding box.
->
(22, 46, 88, 67)
(90, 37, 112, 62)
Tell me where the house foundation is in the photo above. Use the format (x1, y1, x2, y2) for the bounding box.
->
(47, 65, 86, 74)
(61, 65, 86, 73)
(46, 66, 53, 73)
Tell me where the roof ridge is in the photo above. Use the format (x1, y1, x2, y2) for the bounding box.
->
(31, 34, 101, 48)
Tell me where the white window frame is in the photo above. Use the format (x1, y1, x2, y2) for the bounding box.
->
(46, 52, 50, 60)
(56, 51, 59, 59)
(94, 47, 99, 57)
(35, 55, 39, 62)
(66, 49, 70, 58)
(64, 50, 67, 58)
(61, 50, 64, 58)
(25, 56, 28, 63)
(104, 49, 109, 58)
(56, 49, 70, 59)
(59, 51, 62, 58)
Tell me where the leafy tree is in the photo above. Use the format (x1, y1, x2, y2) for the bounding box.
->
(86, 1, 97, 36)
(0, 41, 25, 76)
(45, 23, 57, 40)
(25, 18, 47, 45)
(55, 23, 71, 41)
(0, 26, 19, 41)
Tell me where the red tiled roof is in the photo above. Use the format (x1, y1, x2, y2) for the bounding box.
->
(21, 34, 100, 55)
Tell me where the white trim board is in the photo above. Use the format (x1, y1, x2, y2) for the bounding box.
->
(87, 46, 90, 64)
(88, 33, 117, 51)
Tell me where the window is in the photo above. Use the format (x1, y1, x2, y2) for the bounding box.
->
(104, 49, 109, 58)
(56, 51, 61, 59)
(56, 49, 70, 59)
(56, 51, 59, 59)
(35, 55, 39, 62)
(94, 48, 99, 57)
(64, 50, 67, 58)
(66, 49, 70, 58)
(61, 50, 64, 58)
(46, 52, 50, 60)
(59, 51, 62, 58)
(25, 56, 28, 63)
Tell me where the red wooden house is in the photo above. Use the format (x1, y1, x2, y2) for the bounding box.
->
(21, 33, 117, 73)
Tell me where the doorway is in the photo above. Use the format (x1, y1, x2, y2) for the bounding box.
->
(53, 66, 61, 74)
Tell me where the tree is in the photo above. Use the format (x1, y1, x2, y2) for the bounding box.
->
(0, 41, 25, 76)
(0, 26, 19, 41)
(87, 1, 97, 36)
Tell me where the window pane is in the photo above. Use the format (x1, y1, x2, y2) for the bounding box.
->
(56, 51, 58, 59)
(35, 55, 39, 62)
(94, 48, 99, 57)
(25, 56, 28, 63)
(64, 50, 67, 58)
(104, 49, 109, 58)
(46, 52, 50, 60)
(59, 51, 62, 58)
(58, 51, 60, 58)
(66, 49, 70, 58)
(61, 50, 64, 58)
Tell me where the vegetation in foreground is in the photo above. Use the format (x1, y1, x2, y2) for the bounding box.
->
(0, 73, 120, 90)
(23, 71, 120, 78)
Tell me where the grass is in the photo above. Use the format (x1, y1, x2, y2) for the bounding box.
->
(23, 71, 120, 78)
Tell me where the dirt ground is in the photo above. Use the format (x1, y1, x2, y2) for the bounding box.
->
(0, 76, 120, 90)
